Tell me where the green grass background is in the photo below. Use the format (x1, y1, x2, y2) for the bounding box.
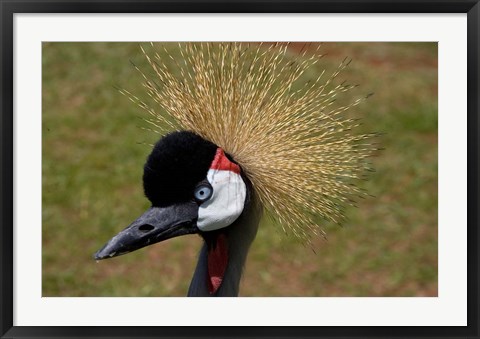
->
(42, 42, 437, 296)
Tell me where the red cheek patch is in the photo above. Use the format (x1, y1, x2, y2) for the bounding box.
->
(207, 233, 229, 295)
(210, 148, 241, 174)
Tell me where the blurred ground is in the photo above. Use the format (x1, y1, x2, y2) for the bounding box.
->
(42, 42, 437, 297)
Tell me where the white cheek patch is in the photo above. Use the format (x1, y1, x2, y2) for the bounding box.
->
(197, 149, 247, 232)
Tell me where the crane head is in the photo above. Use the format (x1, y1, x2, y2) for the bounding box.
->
(94, 130, 247, 261)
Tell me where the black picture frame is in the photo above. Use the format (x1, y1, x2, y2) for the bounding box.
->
(1, 1, 479, 338)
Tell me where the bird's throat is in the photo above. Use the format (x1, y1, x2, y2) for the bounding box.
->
(207, 233, 229, 294)
(188, 186, 262, 297)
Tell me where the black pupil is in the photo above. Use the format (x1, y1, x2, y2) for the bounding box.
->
(199, 190, 204, 195)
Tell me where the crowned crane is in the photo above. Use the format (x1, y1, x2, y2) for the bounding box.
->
(94, 43, 377, 297)
(95, 131, 262, 296)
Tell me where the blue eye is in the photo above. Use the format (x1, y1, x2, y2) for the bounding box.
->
(194, 183, 213, 202)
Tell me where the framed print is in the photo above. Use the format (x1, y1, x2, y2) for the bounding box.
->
(1, 1, 479, 338)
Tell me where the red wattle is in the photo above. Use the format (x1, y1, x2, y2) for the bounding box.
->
(207, 234, 229, 294)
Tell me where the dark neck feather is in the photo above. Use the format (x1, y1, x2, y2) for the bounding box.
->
(187, 191, 262, 297)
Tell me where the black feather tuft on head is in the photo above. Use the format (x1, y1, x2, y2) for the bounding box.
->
(143, 131, 218, 207)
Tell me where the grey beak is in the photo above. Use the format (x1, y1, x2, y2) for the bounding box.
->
(94, 201, 199, 260)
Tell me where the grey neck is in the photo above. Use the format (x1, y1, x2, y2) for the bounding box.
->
(187, 193, 262, 297)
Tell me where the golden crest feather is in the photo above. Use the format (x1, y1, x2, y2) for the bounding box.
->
(121, 42, 377, 241)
